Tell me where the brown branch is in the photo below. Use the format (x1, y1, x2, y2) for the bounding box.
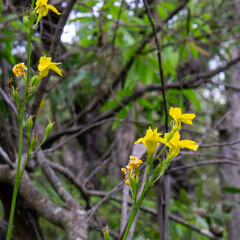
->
(143, 0, 168, 132)
(36, 150, 80, 210)
(167, 159, 240, 174)
(0, 165, 88, 239)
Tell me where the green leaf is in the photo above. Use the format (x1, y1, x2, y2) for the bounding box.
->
(161, 2, 175, 11)
(222, 186, 240, 194)
(156, 5, 168, 20)
(137, 99, 154, 110)
(182, 89, 201, 111)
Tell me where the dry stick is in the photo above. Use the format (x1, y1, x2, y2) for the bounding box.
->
(0, 146, 14, 168)
(83, 142, 117, 186)
(143, 0, 168, 131)
(198, 109, 232, 147)
(167, 159, 240, 174)
(86, 180, 125, 222)
(200, 139, 240, 148)
(37, 150, 79, 210)
(44, 118, 116, 153)
(48, 160, 90, 206)
(0, 87, 18, 115)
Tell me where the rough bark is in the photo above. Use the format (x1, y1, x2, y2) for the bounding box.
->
(219, 1, 240, 239)
(0, 165, 88, 240)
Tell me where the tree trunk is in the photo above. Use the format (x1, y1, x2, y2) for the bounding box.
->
(219, 2, 240, 239)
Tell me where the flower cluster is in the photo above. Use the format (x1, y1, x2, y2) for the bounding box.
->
(121, 156, 143, 185)
(122, 107, 198, 186)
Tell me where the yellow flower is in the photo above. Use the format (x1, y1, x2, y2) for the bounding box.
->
(127, 156, 143, 170)
(169, 107, 195, 130)
(13, 63, 27, 77)
(135, 127, 162, 156)
(35, 0, 61, 17)
(38, 55, 62, 79)
(159, 131, 198, 158)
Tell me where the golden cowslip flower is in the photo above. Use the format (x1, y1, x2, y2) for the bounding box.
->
(128, 156, 143, 170)
(159, 131, 198, 158)
(169, 107, 195, 130)
(135, 127, 162, 156)
(38, 55, 62, 79)
(13, 63, 27, 77)
(35, 0, 61, 17)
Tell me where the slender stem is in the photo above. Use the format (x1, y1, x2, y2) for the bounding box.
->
(6, 17, 33, 239)
(122, 188, 148, 240)
(6, 111, 24, 240)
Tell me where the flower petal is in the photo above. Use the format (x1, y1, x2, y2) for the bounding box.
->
(49, 63, 63, 76)
(169, 107, 182, 122)
(179, 140, 198, 151)
(180, 113, 196, 125)
(47, 4, 61, 15)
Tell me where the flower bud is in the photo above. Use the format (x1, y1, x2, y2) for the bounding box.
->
(103, 226, 111, 240)
(30, 75, 40, 87)
(43, 120, 55, 141)
(26, 115, 34, 132)
(12, 89, 19, 106)
(30, 135, 38, 150)
(23, 15, 30, 33)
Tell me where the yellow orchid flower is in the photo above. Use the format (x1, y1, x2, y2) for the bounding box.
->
(13, 63, 27, 77)
(159, 131, 198, 158)
(135, 127, 162, 156)
(38, 55, 62, 79)
(35, 0, 61, 17)
(169, 107, 195, 130)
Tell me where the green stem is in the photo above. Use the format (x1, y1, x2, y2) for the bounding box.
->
(6, 18, 33, 240)
(123, 155, 152, 240)
(122, 187, 148, 240)
(6, 111, 24, 240)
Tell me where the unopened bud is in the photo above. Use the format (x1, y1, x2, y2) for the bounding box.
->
(23, 15, 29, 31)
(30, 135, 38, 150)
(103, 226, 111, 240)
(43, 120, 55, 142)
(26, 115, 34, 132)
(12, 89, 19, 105)
(30, 75, 40, 87)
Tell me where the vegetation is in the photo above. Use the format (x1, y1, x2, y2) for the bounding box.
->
(1, 0, 240, 239)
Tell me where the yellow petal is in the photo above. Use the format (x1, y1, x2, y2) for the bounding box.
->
(134, 138, 144, 144)
(49, 63, 62, 76)
(180, 113, 195, 125)
(48, 4, 61, 15)
(169, 107, 182, 121)
(39, 68, 49, 79)
(179, 140, 198, 151)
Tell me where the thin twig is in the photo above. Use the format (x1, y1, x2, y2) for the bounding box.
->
(143, 0, 168, 132)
